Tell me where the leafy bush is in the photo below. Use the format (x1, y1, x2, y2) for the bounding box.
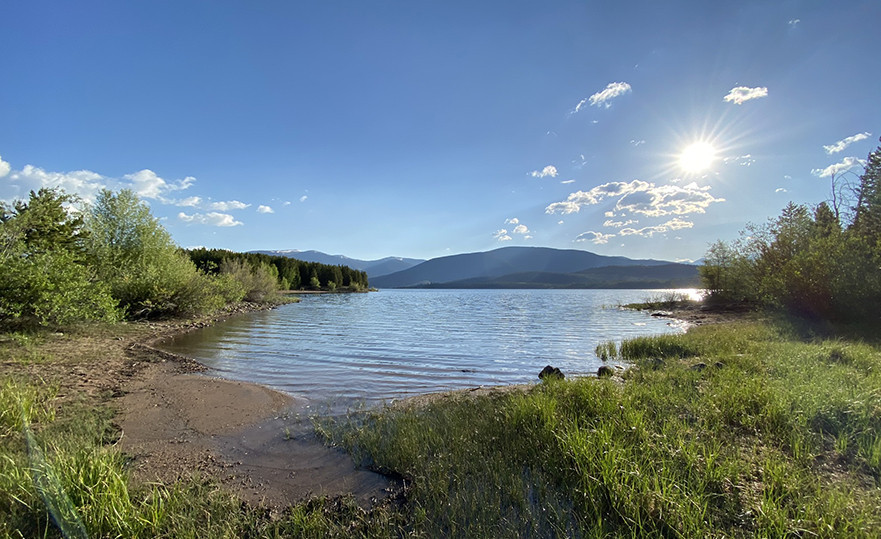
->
(83, 190, 227, 317)
(219, 258, 280, 302)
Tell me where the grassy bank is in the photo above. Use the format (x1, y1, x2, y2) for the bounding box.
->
(320, 319, 881, 537)
(3, 317, 880, 537)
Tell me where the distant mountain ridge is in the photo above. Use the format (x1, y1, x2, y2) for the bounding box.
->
(248, 249, 424, 278)
(371, 246, 699, 289)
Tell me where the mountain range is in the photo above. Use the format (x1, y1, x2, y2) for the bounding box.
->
(249, 249, 424, 278)
(370, 247, 699, 288)
(253, 247, 701, 289)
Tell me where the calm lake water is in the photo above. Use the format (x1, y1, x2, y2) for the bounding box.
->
(160, 289, 693, 410)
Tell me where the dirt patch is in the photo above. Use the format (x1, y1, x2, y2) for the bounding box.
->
(2, 305, 398, 509)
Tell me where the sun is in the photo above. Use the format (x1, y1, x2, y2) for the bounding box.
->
(678, 141, 716, 173)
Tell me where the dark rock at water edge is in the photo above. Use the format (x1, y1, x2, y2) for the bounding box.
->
(597, 365, 615, 378)
(539, 365, 565, 380)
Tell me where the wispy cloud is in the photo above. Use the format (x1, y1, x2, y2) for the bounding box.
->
(603, 219, 638, 228)
(178, 211, 243, 227)
(723, 86, 768, 105)
(723, 154, 755, 167)
(299, 195, 308, 202)
(788, 19, 800, 27)
(823, 132, 872, 154)
(575, 231, 614, 244)
(560, 179, 575, 184)
(529, 165, 558, 178)
(257, 205, 274, 214)
(775, 188, 788, 193)
(811, 156, 866, 178)
(576, 82, 632, 111)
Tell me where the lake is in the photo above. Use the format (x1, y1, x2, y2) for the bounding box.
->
(160, 289, 694, 411)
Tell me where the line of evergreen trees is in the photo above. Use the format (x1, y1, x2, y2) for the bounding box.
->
(187, 248, 369, 292)
(700, 139, 881, 321)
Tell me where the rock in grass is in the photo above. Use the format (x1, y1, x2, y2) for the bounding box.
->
(597, 365, 615, 378)
(539, 365, 565, 380)
(690, 362, 708, 371)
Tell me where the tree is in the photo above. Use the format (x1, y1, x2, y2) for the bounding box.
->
(851, 139, 881, 244)
(0, 189, 117, 327)
(83, 189, 221, 317)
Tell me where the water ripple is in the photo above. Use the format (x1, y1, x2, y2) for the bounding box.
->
(160, 289, 688, 411)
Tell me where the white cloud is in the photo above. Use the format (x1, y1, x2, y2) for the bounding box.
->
(283, 201, 292, 206)
(788, 19, 800, 26)
(561, 179, 575, 184)
(0, 155, 10, 178)
(617, 218, 693, 238)
(124, 169, 195, 200)
(493, 229, 512, 242)
(575, 231, 614, 244)
(585, 82, 632, 109)
(178, 211, 243, 227)
(775, 188, 788, 193)
(546, 180, 723, 218)
(529, 165, 558, 178)
(630, 139, 646, 147)
(177, 196, 202, 207)
(209, 200, 250, 211)
(505, 217, 520, 225)
(663, 217, 694, 230)
(299, 195, 308, 202)
(257, 205, 274, 214)
(545, 180, 651, 214)
(723, 86, 768, 105)
(811, 156, 866, 178)
(620, 226, 665, 237)
(3, 165, 107, 202)
(823, 132, 872, 154)
(0, 161, 201, 206)
(512, 224, 529, 235)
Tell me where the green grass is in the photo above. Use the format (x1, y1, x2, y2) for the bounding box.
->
(320, 320, 881, 537)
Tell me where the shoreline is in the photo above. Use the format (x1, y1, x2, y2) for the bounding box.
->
(115, 301, 399, 508)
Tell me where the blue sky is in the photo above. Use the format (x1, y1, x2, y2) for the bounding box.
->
(1, 1, 879, 262)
